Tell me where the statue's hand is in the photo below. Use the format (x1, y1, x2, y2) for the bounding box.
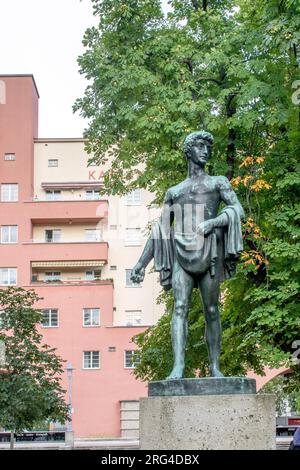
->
(196, 219, 214, 236)
(130, 263, 145, 284)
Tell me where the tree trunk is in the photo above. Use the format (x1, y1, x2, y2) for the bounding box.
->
(191, 0, 207, 11)
(226, 93, 237, 180)
(226, 127, 236, 180)
(10, 430, 15, 450)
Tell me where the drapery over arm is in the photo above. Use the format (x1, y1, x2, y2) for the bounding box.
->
(151, 220, 174, 291)
(219, 205, 243, 279)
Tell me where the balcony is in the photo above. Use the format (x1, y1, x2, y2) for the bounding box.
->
(24, 241, 108, 264)
(24, 199, 108, 223)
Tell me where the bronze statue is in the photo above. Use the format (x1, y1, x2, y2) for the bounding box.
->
(131, 131, 244, 379)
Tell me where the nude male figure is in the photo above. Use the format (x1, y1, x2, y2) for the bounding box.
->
(131, 131, 244, 379)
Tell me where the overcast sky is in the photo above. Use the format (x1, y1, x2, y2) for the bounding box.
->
(0, 0, 170, 138)
(0, 0, 97, 137)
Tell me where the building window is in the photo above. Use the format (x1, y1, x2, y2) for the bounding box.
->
(110, 266, 117, 271)
(125, 310, 142, 326)
(125, 228, 141, 246)
(45, 190, 61, 201)
(4, 153, 16, 161)
(42, 309, 59, 327)
(85, 270, 101, 281)
(45, 229, 61, 243)
(0, 268, 17, 286)
(48, 159, 58, 167)
(125, 269, 140, 287)
(83, 351, 100, 369)
(83, 308, 100, 327)
(85, 229, 101, 242)
(124, 350, 141, 369)
(1, 184, 18, 202)
(125, 189, 141, 205)
(85, 190, 100, 200)
(45, 272, 61, 282)
(1, 226, 18, 244)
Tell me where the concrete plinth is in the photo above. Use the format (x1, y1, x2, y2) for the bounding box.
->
(140, 394, 276, 450)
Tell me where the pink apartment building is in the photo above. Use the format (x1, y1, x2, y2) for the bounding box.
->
(0, 75, 163, 438)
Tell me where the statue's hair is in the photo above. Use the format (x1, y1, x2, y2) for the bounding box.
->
(183, 130, 214, 159)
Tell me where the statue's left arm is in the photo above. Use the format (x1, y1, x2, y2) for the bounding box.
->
(198, 176, 244, 235)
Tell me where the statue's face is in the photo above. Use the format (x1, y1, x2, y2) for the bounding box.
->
(189, 138, 212, 166)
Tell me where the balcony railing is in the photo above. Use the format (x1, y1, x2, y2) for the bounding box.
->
(25, 199, 108, 223)
(31, 278, 112, 285)
(28, 239, 104, 244)
(24, 241, 108, 265)
(33, 196, 105, 202)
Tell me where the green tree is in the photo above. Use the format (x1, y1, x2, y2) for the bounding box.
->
(0, 288, 69, 449)
(76, 0, 300, 381)
(74, 0, 250, 198)
(220, 0, 300, 376)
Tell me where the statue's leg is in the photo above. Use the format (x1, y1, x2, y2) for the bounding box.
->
(166, 259, 194, 380)
(197, 271, 224, 378)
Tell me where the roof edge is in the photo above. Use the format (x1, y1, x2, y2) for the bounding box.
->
(34, 138, 86, 143)
(0, 74, 40, 98)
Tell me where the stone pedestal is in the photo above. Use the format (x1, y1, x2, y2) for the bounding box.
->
(148, 377, 256, 397)
(140, 378, 275, 450)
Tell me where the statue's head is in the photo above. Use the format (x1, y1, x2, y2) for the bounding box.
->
(183, 131, 214, 164)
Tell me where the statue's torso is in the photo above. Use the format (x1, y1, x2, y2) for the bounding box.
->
(169, 174, 221, 232)
(165, 174, 224, 276)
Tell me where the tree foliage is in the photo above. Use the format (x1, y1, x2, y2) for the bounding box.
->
(76, 0, 300, 383)
(0, 288, 69, 434)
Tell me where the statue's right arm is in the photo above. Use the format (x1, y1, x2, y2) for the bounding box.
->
(133, 236, 154, 270)
(130, 189, 173, 283)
